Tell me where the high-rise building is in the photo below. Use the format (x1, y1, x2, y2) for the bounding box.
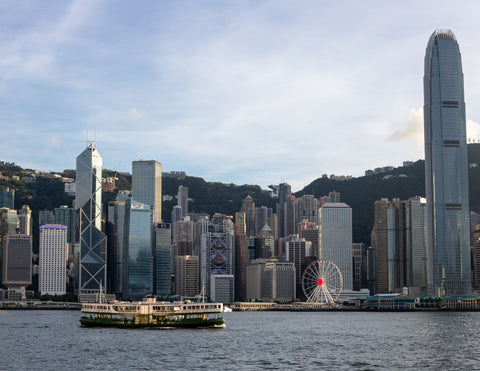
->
(175, 255, 198, 297)
(132, 160, 162, 223)
(54, 206, 75, 244)
(241, 195, 256, 238)
(255, 224, 275, 259)
(277, 183, 291, 238)
(125, 199, 153, 300)
(264, 259, 296, 302)
(352, 243, 366, 291)
(285, 195, 296, 236)
(200, 214, 234, 301)
(0, 188, 14, 209)
(18, 205, 31, 236)
(295, 195, 319, 227)
(155, 222, 173, 297)
(424, 29, 471, 295)
(472, 225, 480, 289)
(319, 202, 353, 291)
(177, 186, 189, 218)
(2, 234, 32, 288)
(39, 210, 54, 226)
(255, 206, 273, 236)
(234, 212, 248, 301)
(39, 225, 67, 296)
(106, 200, 127, 296)
(75, 142, 107, 294)
(246, 258, 269, 301)
(285, 236, 311, 296)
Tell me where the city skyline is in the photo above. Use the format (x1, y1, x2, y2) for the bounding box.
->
(1, 2, 480, 192)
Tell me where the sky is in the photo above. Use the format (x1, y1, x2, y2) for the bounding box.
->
(1, 0, 480, 192)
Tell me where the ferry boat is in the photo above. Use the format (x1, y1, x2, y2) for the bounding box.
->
(80, 285, 225, 329)
(80, 297, 225, 328)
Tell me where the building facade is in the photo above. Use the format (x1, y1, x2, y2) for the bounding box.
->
(424, 29, 471, 295)
(132, 160, 162, 223)
(39, 225, 67, 296)
(319, 203, 353, 291)
(75, 142, 107, 294)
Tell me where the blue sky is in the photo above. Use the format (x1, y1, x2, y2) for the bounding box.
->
(1, 1, 479, 191)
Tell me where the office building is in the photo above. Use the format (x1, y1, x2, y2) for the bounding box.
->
(125, 199, 153, 300)
(175, 255, 198, 297)
(255, 224, 275, 258)
(155, 222, 173, 297)
(39, 210, 54, 226)
(177, 185, 189, 218)
(241, 195, 256, 238)
(132, 160, 162, 223)
(234, 212, 248, 300)
(200, 214, 234, 301)
(54, 206, 75, 244)
(255, 206, 272, 236)
(75, 141, 107, 294)
(277, 183, 291, 238)
(285, 236, 311, 294)
(0, 188, 14, 209)
(18, 205, 31, 235)
(2, 234, 32, 288)
(319, 202, 353, 291)
(424, 29, 471, 295)
(246, 258, 269, 301)
(39, 225, 67, 296)
(295, 195, 319, 227)
(352, 243, 366, 291)
(263, 259, 296, 302)
(106, 199, 127, 295)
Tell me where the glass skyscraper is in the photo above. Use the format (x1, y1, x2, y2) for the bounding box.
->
(424, 29, 471, 295)
(75, 142, 107, 294)
(132, 160, 162, 223)
(125, 199, 153, 300)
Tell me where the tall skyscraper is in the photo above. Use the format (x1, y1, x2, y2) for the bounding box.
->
(424, 29, 471, 295)
(0, 188, 14, 209)
(2, 234, 32, 288)
(319, 202, 353, 291)
(277, 183, 291, 238)
(155, 222, 173, 297)
(175, 255, 198, 297)
(132, 160, 162, 223)
(241, 195, 256, 238)
(75, 141, 107, 294)
(39, 225, 67, 296)
(234, 212, 248, 300)
(177, 185, 189, 218)
(18, 205, 31, 236)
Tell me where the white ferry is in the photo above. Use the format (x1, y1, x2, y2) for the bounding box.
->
(80, 296, 225, 329)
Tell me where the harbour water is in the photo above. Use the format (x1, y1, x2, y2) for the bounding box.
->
(1, 310, 479, 369)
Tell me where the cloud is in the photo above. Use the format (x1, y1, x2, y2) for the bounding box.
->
(388, 108, 424, 147)
(467, 120, 480, 143)
(128, 108, 145, 119)
(43, 136, 59, 153)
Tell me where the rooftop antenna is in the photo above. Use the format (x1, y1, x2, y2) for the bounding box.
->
(86, 120, 96, 149)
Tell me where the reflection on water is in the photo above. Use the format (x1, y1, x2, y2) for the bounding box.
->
(1, 310, 480, 369)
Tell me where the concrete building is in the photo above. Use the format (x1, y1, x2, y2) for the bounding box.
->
(18, 205, 31, 236)
(285, 236, 311, 294)
(39, 210, 54, 226)
(352, 243, 366, 291)
(175, 255, 198, 297)
(246, 258, 269, 301)
(264, 260, 296, 302)
(132, 160, 162, 223)
(0, 188, 14, 209)
(2, 234, 32, 288)
(39, 225, 67, 296)
(319, 202, 353, 291)
(424, 29, 471, 295)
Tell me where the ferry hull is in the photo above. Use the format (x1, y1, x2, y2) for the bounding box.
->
(80, 317, 225, 329)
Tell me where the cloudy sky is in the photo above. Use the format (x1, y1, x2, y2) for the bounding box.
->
(1, 1, 479, 191)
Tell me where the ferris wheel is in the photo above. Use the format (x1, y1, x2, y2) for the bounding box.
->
(302, 260, 343, 304)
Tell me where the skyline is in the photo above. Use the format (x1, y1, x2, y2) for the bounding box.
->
(1, 1, 480, 191)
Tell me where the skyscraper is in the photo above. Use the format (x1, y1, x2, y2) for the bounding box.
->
(177, 185, 189, 218)
(319, 202, 353, 291)
(39, 225, 67, 296)
(75, 142, 107, 294)
(424, 29, 471, 295)
(132, 160, 162, 223)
